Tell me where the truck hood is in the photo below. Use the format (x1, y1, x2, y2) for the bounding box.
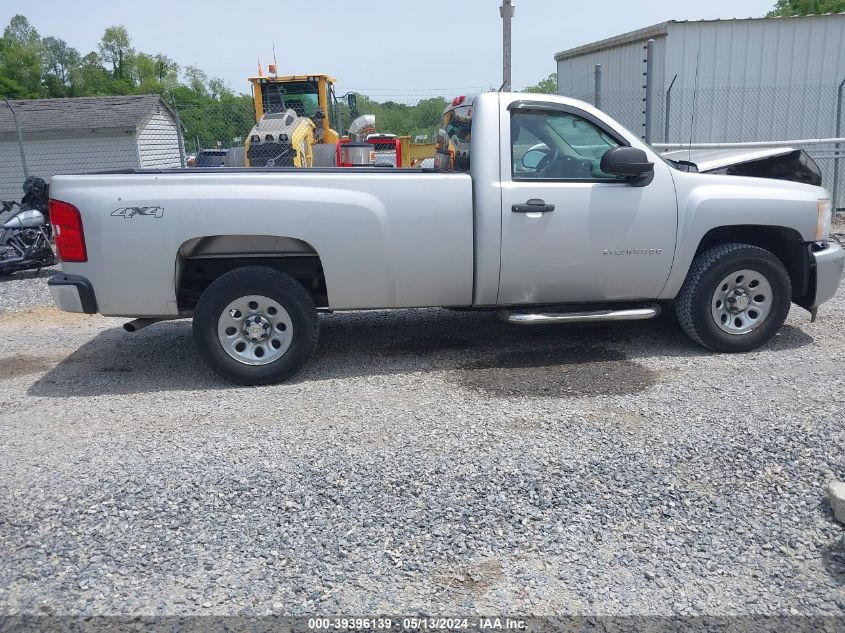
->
(662, 147, 822, 187)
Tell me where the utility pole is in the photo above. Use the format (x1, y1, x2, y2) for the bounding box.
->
(500, 0, 515, 91)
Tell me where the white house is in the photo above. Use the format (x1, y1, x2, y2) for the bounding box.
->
(0, 94, 183, 200)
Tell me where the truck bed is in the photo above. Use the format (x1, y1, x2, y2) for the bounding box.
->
(50, 169, 474, 316)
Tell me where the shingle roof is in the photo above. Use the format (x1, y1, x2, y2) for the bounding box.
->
(0, 94, 171, 137)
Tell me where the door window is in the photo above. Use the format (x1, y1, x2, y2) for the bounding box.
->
(511, 110, 625, 181)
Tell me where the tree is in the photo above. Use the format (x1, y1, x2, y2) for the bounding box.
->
(69, 51, 113, 96)
(0, 15, 42, 97)
(0, 12, 463, 152)
(522, 72, 557, 94)
(98, 25, 132, 80)
(132, 51, 160, 92)
(208, 76, 229, 100)
(0, 75, 26, 98)
(767, 0, 845, 15)
(184, 64, 208, 96)
(42, 36, 80, 96)
(3, 14, 39, 48)
(154, 54, 178, 86)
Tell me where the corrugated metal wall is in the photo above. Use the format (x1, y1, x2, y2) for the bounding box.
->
(663, 16, 845, 145)
(556, 14, 845, 207)
(557, 15, 845, 142)
(666, 16, 845, 91)
(557, 34, 667, 139)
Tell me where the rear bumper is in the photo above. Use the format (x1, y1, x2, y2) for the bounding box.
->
(48, 273, 97, 314)
(807, 241, 845, 308)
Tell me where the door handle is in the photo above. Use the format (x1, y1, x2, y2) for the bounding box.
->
(512, 198, 555, 213)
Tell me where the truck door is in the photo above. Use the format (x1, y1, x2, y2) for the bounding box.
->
(497, 102, 677, 305)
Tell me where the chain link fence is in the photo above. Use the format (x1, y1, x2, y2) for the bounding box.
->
(0, 95, 409, 196)
(658, 84, 845, 211)
(1, 84, 843, 210)
(0, 95, 186, 201)
(574, 64, 845, 211)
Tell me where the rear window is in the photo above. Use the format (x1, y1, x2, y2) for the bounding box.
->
(435, 101, 473, 173)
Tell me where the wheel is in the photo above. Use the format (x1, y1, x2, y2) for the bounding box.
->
(192, 266, 319, 385)
(675, 243, 791, 353)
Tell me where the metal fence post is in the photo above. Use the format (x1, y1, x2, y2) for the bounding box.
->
(594, 64, 602, 111)
(833, 77, 845, 212)
(664, 74, 677, 143)
(4, 99, 28, 179)
(643, 39, 655, 143)
(170, 98, 187, 168)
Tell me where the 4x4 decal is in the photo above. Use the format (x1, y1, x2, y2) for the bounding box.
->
(111, 206, 164, 219)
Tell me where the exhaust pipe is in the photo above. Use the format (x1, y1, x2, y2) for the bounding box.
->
(123, 318, 161, 333)
(348, 114, 376, 142)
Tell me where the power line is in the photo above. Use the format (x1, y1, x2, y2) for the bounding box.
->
(341, 86, 490, 92)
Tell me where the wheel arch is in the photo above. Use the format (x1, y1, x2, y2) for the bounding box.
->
(175, 234, 328, 310)
(692, 225, 809, 300)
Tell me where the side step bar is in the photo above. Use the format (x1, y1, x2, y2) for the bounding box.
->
(498, 303, 661, 325)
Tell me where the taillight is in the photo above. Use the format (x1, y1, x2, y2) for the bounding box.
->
(49, 199, 87, 262)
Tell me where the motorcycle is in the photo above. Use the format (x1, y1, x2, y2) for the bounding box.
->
(0, 177, 56, 277)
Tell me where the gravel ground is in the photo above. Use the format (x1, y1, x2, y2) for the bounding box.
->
(0, 266, 57, 312)
(1, 259, 844, 618)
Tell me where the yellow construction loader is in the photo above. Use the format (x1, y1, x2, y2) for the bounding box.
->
(245, 73, 341, 167)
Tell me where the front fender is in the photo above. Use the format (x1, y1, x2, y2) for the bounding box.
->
(659, 172, 825, 299)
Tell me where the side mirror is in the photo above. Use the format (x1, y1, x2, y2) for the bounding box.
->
(600, 146, 654, 185)
(521, 148, 548, 170)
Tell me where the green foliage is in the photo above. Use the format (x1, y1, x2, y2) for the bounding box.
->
(68, 52, 113, 96)
(42, 36, 79, 96)
(522, 73, 557, 94)
(4, 14, 39, 48)
(766, 0, 845, 15)
(0, 75, 26, 98)
(184, 65, 209, 97)
(169, 85, 254, 152)
(344, 95, 447, 140)
(0, 13, 453, 150)
(99, 25, 132, 79)
(0, 15, 42, 97)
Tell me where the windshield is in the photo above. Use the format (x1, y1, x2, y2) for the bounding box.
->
(260, 81, 320, 117)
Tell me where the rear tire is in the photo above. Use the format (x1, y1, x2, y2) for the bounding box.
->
(675, 243, 791, 353)
(193, 266, 318, 385)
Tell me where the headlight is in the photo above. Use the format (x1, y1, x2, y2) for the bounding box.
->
(816, 198, 832, 241)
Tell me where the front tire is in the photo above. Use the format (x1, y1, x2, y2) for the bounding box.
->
(676, 243, 791, 353)
(193, 266, 318, 385)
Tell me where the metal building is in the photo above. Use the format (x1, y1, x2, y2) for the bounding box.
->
(0, 95, 183, 200)
(555, 13, 845, 207)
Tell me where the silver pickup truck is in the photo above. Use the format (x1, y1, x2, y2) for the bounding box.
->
(47, 92, 843, 385)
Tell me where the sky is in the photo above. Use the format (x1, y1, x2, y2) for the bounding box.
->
(1, 0, 775, 101)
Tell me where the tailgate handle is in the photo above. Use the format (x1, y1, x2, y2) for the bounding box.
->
(512, 198, 555, 213)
